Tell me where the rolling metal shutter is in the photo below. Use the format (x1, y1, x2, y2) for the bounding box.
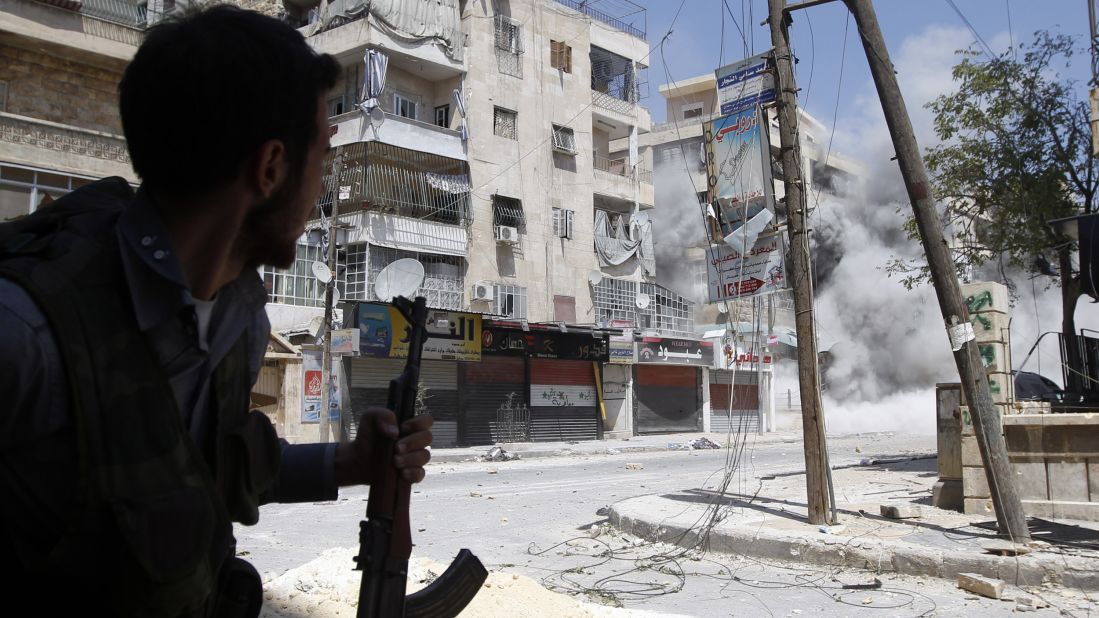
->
(459, 356, 526, 446)
(634, 365, 700, 434)
(345, 358, 458, 446)
(528, 359, 599, 442)
(709, 370, 761, 435)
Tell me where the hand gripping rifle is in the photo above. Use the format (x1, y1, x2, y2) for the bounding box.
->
(356, 296, 488, 617)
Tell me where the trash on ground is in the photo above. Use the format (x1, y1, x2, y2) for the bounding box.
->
(481, 446, 520, 462)
(1015, 595, 1049, 610)
(818, 524, 847, 535)
(689, 437, 722, 449)
(667, 442, 690, 451)
(625, 462, 644, 470)
(880, 504, 923, 519)
(957, 572, 1005, 599)
(469, 491, 482, 497)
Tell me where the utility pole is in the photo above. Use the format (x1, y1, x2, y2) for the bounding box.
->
(766, 0, 834, 526)
(319, 156, 344, 444)
(842, 0, 1030, 542)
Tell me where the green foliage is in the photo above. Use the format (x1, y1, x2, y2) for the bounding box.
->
(889, 31, 1096, 289)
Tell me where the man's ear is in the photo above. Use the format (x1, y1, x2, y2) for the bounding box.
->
(250, 139, 287, 200)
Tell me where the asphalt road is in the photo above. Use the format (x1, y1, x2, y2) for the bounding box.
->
(237, 432, 1075, 616)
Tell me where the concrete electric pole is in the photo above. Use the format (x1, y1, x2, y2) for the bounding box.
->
(766, 0, 835, 526)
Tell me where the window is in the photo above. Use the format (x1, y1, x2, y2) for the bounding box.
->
(492, 194, 525, 229)
(550, 40, 572, 73)
(327, 63, 363, 117)
(434, 104, 450, 128)
(0, 164, 92, 221)
(493, 283, 527, 319)
(394, 93, 418, 120)
(494, 107, 517, 140)
(553, 295, 576, 323)
(682, 102, 704, 120)
(551, 124, 576, 154)
(552, 207, 574, 239)
(261, 243, 347, 308)
(495, 14, 523, 78)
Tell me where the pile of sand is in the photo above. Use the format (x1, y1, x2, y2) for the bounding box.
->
(259, 547, 670, 617)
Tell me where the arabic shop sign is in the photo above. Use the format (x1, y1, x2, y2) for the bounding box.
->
(706, 232, 788, 302)
(715, 51, 775, 115)
(481, 327, 610, 362)
(608, 319, 635, 364)
(636, 337, 714, 366)
(355, 302, 481, 361)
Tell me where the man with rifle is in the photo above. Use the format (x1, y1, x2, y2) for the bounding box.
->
(0, 5, 432, 616)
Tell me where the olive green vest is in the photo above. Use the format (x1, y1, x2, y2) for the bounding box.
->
(0, 178, 280, 616)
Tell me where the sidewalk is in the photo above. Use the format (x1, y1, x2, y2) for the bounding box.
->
(608, 455, 1099, 594)
(430, 431, 1099, 594)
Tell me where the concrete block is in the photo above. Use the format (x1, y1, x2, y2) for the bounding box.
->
(961, 435, 981, 466)
(1091, 461, 1099, 501)
(969, 310, 1010, 343)
(1012, 458, 1050, 501)
(1007, 401, 1052, 415)
(961, 281, 1010, 314)
(987, 374, 1014, 404)
(880, 504, 924, 519)
(892, 548, 944, 578)
(960, 405, 974, 436)
(932, 479, 963, 511)
(958, 572, 1006, 599)
(964, 497, 994, 515)
(978, 343, 1011, 373)
(1049, 460, 1091, 502)
(963, 465, 990, 498)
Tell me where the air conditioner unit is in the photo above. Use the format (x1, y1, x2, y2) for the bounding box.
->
(494, 225, 520, 244)
(471, 281, 494, 302)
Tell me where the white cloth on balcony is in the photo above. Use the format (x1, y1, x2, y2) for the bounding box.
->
(594, 210, 655, 276)
(358, 49, 388, 113)
(314, 0, 463, 61)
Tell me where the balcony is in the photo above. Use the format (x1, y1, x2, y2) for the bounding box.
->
(0, 111, 135, 181)
(553, 0, 646, 40)
(593, 155, 654, 209)
(2, 0, 143, 56)
(331, 109, 466, 162)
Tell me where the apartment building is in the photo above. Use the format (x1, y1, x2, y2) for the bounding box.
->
(0, 0, 142, 221)
(262, 0, 720, 445)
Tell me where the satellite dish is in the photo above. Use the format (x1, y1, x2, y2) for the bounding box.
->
(635, 292, 651, 309)
(311, 260, 332, 283)
(368, 105, 385, 127)
(332, 286, 341, 306)
(374, 258, 425, 302)
(587, 269, 603, 286)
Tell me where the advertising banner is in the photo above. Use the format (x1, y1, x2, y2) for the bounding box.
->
(608, 319, 635, 364)
(706, 232, 788, 302)
(330, 328, 360, 355)
(301, 349, 340, 423)
(355, 302, 481, 361)
(705, 107, 775, 238)
(715, 51, 775, 116)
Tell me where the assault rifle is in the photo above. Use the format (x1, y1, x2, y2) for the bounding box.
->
(355, 296, 488, 617)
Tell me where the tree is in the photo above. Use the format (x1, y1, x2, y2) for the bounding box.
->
(889, 31, 1097, 386)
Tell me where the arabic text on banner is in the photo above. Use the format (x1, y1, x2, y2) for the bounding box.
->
(706, 232, 788, 302)
(705, 106, 775, 236)
(355, 302, 482, 361)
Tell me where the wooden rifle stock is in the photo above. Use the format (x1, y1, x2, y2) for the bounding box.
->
(355, 296, 487, 617)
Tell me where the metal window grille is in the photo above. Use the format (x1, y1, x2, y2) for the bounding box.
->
(321, 142, 472, 226)
(367, 245, 465, 310)
(551, 125, 577, 154)
(492, 195, 525, 229)
(344, 242, 370, 300)
(495, 14, 523, 78)
(492, 283, 527, 319)
(262, 243, 347, 308)
(494, 107, 517, 140)
(592, 279, 694, 338)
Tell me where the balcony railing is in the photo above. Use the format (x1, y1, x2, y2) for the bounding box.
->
(0, 112, 130, 165)
(592, 89, 636, 116)
(553, 0, 646, 40)
(81, 0, 147, 28)
(593, 155, 653, 185)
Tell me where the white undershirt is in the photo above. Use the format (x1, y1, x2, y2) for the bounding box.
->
(193, 297, 216, 351)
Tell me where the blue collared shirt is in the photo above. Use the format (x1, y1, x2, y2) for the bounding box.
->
(0, 189, 337, 566)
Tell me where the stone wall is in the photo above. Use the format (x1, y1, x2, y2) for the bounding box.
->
(0, 43, 124, 134)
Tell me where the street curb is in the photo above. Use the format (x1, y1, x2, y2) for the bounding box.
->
(428, 444, 679, 464)
(608, 501, 1099, 591)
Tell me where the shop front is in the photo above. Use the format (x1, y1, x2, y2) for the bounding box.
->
(634, 337, 714, 434)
